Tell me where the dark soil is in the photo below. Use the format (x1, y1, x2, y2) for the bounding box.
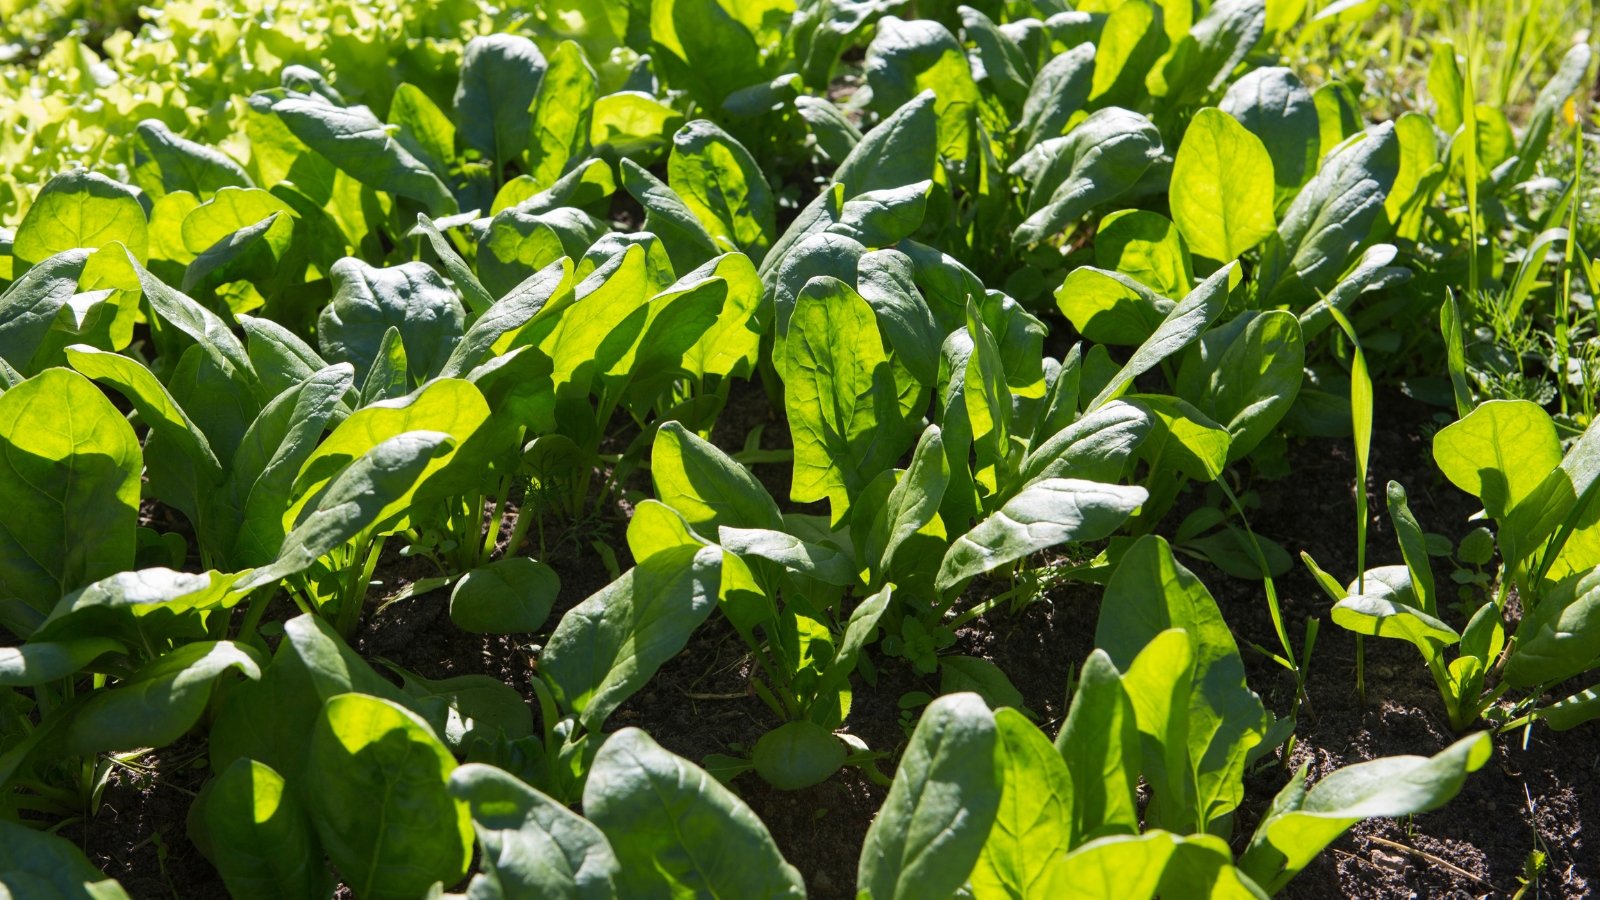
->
(63, 387, 1600, 899)
(1199, 390, 1599, 899)
(70, 737, 223, 899)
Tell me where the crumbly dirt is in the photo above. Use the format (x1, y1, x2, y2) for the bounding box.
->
(1197, 389, 1597, 899)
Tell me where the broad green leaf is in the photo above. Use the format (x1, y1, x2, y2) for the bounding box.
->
(959, 6, 1031, 110)
(1055, 833, 1175, 899)
(285, 378, 488, 528)
(590, 91, 685, 162)
(977, 291, 1049, 399)
(391, 669, 535, 748)
(1295, 243, 1409, 341)
(619, 158, 721, 275)
(652, 420, 783, 533)
(241, 431, 455, 591)
(1220, 66, 1320, 199)
(861, 424, 949, 580)
(1541, 684, 1600, 731)
(1056, 650, 1141, 839)
(0, 248, 90, 374)
(240, 314, 331, 400)
(768, 232, 866, 367)
(605, 265, 729, 399)
(251, 90, 457, 215)
(1054, 267, 1173, 346)
(864, 17, 981, 162)
(1499, 413, 1600, 577)
(494, 157, 615, 215)
(1331, 593, 1459, 658)
(796, 95, 863, 162)
(1016, 400, 1150, 489)
(536, 244, 657, 390)
(1432, 399, 1561, 521)
(208, 614, 421, 780)
(540, 545, 722, 731)
(1384, 112, 1438, 238)
(133, 118, 252, 199)
(0, 819, 131, 899)
(319, 258, 465, 384)
(785, 275, 916, 519)
(305, 693, 472, 900)
(1505, 565, 1600, 687)
(14, 170, 149, 269)
(1151, 0, 1266, 106)
(0, 637, 122, 686)
(1089, 262, 1235, 410)
(1096, 536, 1267, 828)
(752, 720, 848, 790)
(449, 557, 560, 634)
(829, 181, 934, 247)
(34, 568, 249, 645)
(1010, 108, 1164, 245)
(679, 252, 762, 379)
(0, 368, 140, 628)
(971, 708, 1074, 899)
(940, 656, 1024, 712)
(455, 34, 546, 170)
(227, 364, 356, 566)
(65, 344, 222, 523)
(198, 758, 331, 900)
(412, 215, 493, 316)
(180, 187, 293, 261)
(1258, 123, 1398, 306)
(836, 92, 939, 198)
(938, 479, 1148, 592)
(164, 342, 261, 472)
(1058, 831, 1259, 900)
(388, 83, 456, 184)
(649, 0, 763, 109)
(761, 93, 936, 282)
(450, 762, 619, 900)
(1171, 108, 1277, 262)
(586, 728, 805, 899)
(626, 500, 712, 567)
(1095, 210, 1192, 297)
(858, 693, 1000, 900)
(1125, 394, 1230, 482)
(1175, 310, 1304, 462)
(1119, 629, 1200, 832)
(529, 41, 598, 190)
(1240, 733, 1491, 893)
(181, 212, 281, 294)
(1313, 82, 1362, 158)
(718, 526, 857, 586)
(66, 641, 263, 754)
(789, 0, 895, 87)
(244, 96, 338, 208)
(669, 120, 775, 262)
(1017, 43, 1096, 151)
(127, 250, 255, 385)
(1088, 0, 1166, 109)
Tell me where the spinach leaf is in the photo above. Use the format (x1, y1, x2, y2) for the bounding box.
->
(586, 728, 804, 899)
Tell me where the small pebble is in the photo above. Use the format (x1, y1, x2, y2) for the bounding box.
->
(1372, 850, 1407, 873)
